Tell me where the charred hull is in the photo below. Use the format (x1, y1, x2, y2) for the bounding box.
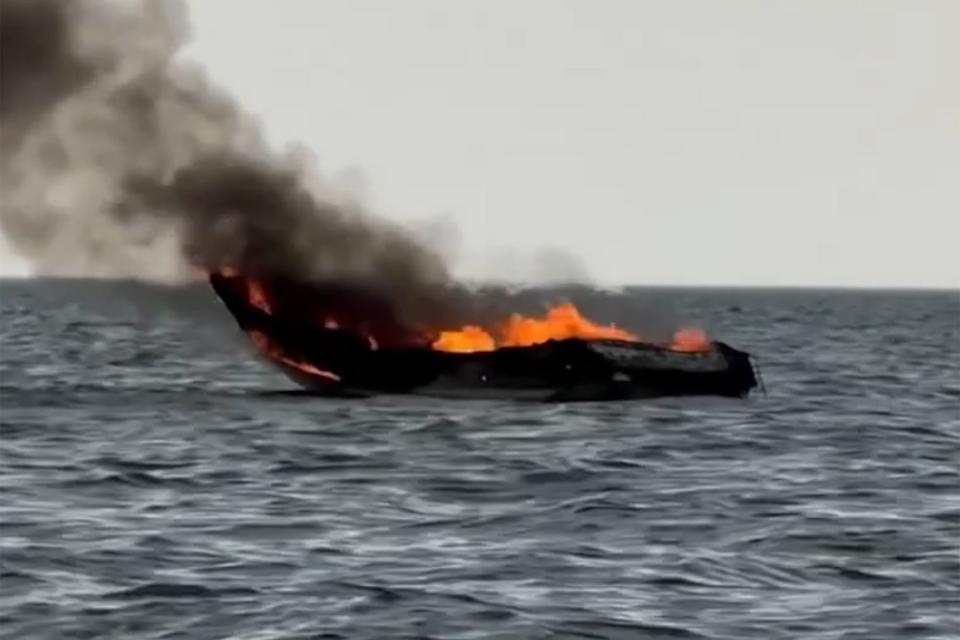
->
(210, 274, 758, 401)
(277, 338, 759, 402)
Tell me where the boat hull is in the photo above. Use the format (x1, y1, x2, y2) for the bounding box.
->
(209, 273, 758, 401)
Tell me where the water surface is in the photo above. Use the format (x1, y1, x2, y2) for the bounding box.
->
(1, 281, 958, 639)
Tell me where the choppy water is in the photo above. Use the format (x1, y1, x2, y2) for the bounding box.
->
(1, 280, 958, 639)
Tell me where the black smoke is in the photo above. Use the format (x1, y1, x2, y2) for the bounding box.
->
(0, 0, 468, 326)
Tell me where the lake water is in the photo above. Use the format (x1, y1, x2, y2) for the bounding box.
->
(1, 280, 957, 639)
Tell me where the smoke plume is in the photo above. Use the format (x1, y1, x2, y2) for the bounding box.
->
(0, 0, 464, 325)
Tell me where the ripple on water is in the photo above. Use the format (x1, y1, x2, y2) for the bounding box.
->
(1, 284, 959, 639)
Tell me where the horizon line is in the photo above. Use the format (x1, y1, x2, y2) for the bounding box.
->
(0, 274, 956, 294)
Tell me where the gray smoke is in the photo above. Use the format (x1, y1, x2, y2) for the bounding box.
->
(0, 0, 463, 324)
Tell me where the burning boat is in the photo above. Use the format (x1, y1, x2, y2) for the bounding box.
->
(210, 272, 758, 401)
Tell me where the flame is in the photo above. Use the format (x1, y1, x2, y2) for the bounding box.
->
(247, 281, 272, 314)
(432, 325, 496, 353)
(432, 302, 711, 353)
(500, 302, 637, 347)
(216, 270, 339, 381)
(670, 327, 711, 353)
(248, 330, 341, 382)
(431, 302, 634, 353)
(215, 270, 711, 366)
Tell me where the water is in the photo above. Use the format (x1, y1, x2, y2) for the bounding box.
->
(1, 280, 958, 639)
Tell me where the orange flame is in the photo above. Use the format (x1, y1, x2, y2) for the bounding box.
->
(217, 271, 710, 364)
(670, 327, 711, 353)
(500, 302, 637, 347)
(431, 302, 709, 353)
(432, 325, 496, 353)
(247, 281, 272, 314)
(248, 330, 341, 382)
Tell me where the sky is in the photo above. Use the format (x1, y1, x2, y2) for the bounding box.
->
(3, 0, 958, 288)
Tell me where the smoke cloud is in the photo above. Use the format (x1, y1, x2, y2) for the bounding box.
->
(0, 0, 464, 325)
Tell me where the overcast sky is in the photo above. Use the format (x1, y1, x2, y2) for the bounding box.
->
(3, 0, 958, 287)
